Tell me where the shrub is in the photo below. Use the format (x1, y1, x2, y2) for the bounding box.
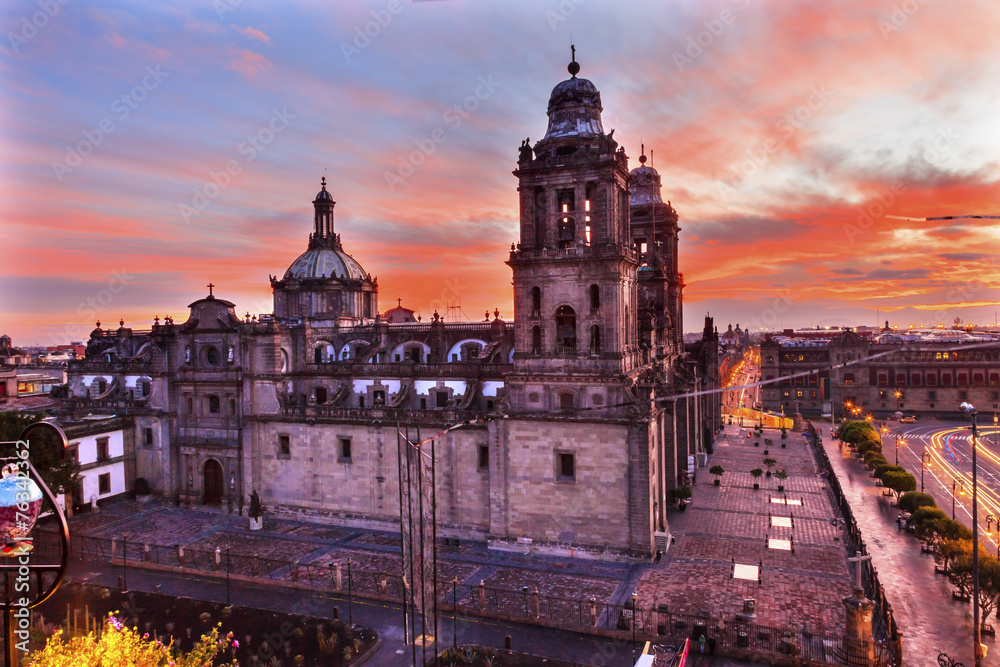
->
(27, 614, 238, 667)
(750, 468, 764, 479)
(898, 492, 936, 514)
(672, 485, 692, 501)
(709, 465, 725, 478)
(883, 471, 917, 498)
(909, 506, 949, 530)
(873, 464, 905, 481)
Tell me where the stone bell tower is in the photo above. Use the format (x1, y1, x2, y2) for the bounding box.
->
(506, 49, 640, 416)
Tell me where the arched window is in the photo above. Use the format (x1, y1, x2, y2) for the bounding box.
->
(590, 324, 601, 355)
(531, 287, 541, 317)
(555, 306, 577, 354)
(531, 326, 542, 355)
(559, 393, 574, 410)
(589, 285, 600, 312)
(557, 217, 575, 248)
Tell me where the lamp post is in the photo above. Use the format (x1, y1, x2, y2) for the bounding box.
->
(986, 514, 1000, 558)
(347, 557, 353, 629)
(921, 449, 931, 493)
(952, 480, 965, 521)
(452, 577, 458, 650)
(631, 591, 638, 663)
(895, 390, 902, 414)
(960, 401, 983, 667)
(225, 544, 231, 606)
(122, 532, 129, 591)
(894, 434, 905, 467)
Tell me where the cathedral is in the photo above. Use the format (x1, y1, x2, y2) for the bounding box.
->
(67, 56, 721, 559)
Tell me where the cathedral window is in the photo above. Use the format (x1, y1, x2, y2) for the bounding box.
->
(478, 445, 489, 471)
(531, 326, 542, 355)
(339, 437, 352, 462)
(204, 346, 222, 367)
(590, 325, 601, 356)
(531, 287, 541, 318)
(229, 397, 236, 414)
(315, 386, 328, 404)
(556, 451, 575, 482)
(589, 285, 600, 312)
(436, 391, 449, 409)
(144, 428, 153, 447)
(208, 395, 221, 414)
(278, 434, 290, 459)
(555, 306, 577, 354)
(559, 393, 574, 411)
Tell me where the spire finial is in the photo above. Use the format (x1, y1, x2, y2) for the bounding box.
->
(321, 175, 327, 190)
(639, 143, 647, 165)
(568, 44, 580, 78)
(207, 282, 215, 297)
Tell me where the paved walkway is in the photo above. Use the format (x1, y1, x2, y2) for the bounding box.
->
(639, 425, 855, 637)
(813, 422, 982, 667)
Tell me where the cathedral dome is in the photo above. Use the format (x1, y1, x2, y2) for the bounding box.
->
(629, 153, 663, 205)
(541, 56, 604, 142)
(284, 247, 368, 281)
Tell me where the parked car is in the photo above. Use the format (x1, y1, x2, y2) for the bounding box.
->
(900, 416, 916, 424)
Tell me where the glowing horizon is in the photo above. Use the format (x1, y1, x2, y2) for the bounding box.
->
(3, 0, 1000, 346)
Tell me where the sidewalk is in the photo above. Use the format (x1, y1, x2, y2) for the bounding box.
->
(813, 422, 980, 666)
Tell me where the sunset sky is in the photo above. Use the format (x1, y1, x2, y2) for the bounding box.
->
(2, 0, 1000, 345)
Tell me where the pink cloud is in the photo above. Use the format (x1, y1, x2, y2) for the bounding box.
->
(103, 31, 127, 48)
(234, 26, 271, 44)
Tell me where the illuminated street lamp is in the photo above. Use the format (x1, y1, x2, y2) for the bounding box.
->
(894, 434, 905, 467)
(960, 401, 983, 667)
(921, 449, 932, 493)
(986, 514, 1000, 558)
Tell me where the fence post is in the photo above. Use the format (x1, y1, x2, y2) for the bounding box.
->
(292, 560, 299, 582)
(110, 537, 116, 560)
(532, 589, 539, 619)
(143, 543, 150, 562)
(589, 598, 597, 627)
(335, 562, 342, 591)
(176, 544, 184, 565)
(478, 580, 486, 611)
(378, 574, 387, 596)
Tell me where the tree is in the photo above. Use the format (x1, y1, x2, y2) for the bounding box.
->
(750, 468, 764, 488)
(977, 552, 1000, 630)
(933, 537, 970, 574)
(898, 492, 936, 514)
(25, 614, 238, 666)
(763, 458, 777, 472)
(883, 470, 917, 501)
(949, 546, 976, 600)
(873, 464, 905, 481)
(709, 465, 725, 485)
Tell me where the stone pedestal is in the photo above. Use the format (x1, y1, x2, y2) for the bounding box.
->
(249, 516, 263, 531)
(842, 587, 876, 667)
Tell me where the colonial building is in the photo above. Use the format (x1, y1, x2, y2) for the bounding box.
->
(65, 56, 720, 559)
(760, 328, 1000, 419)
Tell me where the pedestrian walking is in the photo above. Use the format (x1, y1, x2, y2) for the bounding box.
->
(847, 472, 854, 484)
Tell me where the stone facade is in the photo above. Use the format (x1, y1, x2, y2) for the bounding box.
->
(65, 56, 721, 559)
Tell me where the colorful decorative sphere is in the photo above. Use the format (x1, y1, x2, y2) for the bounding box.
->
(0, 463, 43, 547)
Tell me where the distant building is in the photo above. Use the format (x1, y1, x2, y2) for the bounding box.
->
(65, 56, 721, 560)
(0, 335, 30, 366)
(760, 328, 1000, 418)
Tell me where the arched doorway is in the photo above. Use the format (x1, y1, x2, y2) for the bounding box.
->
(203, 459, 224, 504)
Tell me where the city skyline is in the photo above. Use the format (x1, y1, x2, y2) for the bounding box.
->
(3, 0, 1000, 344)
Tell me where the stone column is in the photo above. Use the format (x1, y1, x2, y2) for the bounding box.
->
(842, 587, 876, 667)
